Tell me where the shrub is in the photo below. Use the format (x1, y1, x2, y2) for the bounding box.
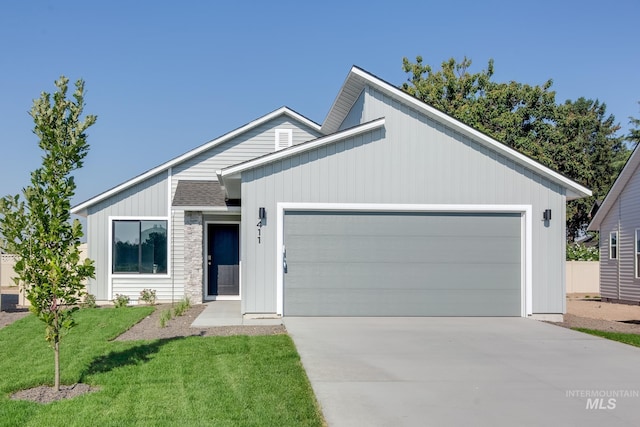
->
(159, 309, 172, 328)
(566, 243, 599, 261)
(173, 298, 191, 317)
(81, 293, 98, 309)
(139, 288, 157, 305)
(113, 294, 130, 308)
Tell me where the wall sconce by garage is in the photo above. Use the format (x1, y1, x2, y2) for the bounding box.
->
(543, 209, 552, 221)
(257, 207, 266, 243)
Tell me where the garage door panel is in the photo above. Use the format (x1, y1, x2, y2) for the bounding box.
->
(284, 211, 522, 316)
(285, 288, 521, 316)
(285, 262, 520, 291)
(285, 211, 520, 238)
(286, 235, 520, 264)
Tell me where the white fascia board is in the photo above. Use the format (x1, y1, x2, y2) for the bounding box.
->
(588, 144, 640, 230)
(275, 202, 533, 317)
(333, 67, 591, 200)
(220, 118, 385, 177)
(71, 107, 320, 215)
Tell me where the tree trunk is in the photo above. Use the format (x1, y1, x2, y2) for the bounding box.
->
(54, 338, 60, 391)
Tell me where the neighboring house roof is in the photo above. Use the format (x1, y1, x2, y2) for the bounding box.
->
(71, 107, 320, 216)
(321, 66, 591, 200)
(172, 180, 240, 210)
(588, 144, 640, 230)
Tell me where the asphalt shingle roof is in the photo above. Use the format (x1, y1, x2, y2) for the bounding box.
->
(172, 180, 240, 207)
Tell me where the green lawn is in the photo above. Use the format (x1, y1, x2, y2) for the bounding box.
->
(573, 328, 640, 348)
(0, 307, 324, 426)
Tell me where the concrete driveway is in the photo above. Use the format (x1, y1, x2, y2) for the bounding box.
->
(284, 317, 640, 427)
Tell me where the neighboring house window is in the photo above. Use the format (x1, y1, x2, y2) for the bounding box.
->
(113, 220, 168, 274)
(275, 129, 293, 151)
(610, 231, 618, 260)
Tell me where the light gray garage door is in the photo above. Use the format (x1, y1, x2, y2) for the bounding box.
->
(283, 211, 521, 316)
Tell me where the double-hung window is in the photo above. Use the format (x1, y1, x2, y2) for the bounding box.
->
(610, 231, 618, 260)
(113, 220, 168, 274)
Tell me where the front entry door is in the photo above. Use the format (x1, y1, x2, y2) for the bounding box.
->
(207, 224, 240, 297)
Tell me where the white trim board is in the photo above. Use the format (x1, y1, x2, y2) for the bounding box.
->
(218, 118, 385, 178)
(108, 215, 172, 300)
(322, 66, 591, 200)
(275, 202, 533, 317)
(72, 107, 321, 215)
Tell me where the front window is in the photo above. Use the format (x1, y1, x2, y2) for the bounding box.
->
(113, 220, 167, 274)
(610, 231, 618, 260)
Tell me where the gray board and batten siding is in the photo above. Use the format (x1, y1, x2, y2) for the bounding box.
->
(84, 112, 321, 302)
(597, 159, 640, 303)
(86, 171, 169, 300)
(240, 84, 568, 315)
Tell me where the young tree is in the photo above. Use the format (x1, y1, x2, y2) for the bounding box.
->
(0, 76, 96, 391)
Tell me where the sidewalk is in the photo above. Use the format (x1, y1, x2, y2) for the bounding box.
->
(190, 300, 283, 327)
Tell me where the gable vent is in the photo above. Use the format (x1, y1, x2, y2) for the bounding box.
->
(275, 129, 293, 151)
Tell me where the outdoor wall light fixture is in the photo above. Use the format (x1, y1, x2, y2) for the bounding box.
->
(258, 207, 266, 225)
(543, 209, 552, 221)
(257, 207, 266, 244)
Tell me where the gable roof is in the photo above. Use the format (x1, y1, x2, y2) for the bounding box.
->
(322, 66, 591, 201)
(588, 144, 640, 230)
(71, 107, 320, 215)
(217, 118, 385, 199)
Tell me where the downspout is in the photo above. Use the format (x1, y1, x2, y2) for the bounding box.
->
(617, 200, 621, 301)
(171, 209, 175, 304)
(609, 221, 622, 301)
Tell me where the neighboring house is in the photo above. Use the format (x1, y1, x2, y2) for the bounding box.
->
(71, 66, 591, 318)
(588, 144, 640, 304)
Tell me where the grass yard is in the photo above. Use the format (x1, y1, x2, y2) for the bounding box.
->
(0, 307, 324, 427)
(573, 328, 640, 348)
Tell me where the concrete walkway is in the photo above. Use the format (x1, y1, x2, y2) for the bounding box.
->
(285, 317, 640, 427)
(190, 301, 283, 327)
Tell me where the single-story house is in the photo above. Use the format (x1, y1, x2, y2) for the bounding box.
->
(588, 143, 640, 304)
(71, 66, 591, 318)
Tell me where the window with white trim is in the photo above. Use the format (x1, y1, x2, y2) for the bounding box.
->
(610, 231, 618, 260)
(113, 220, 168, 274)
(636, 229, 640, 278)
(275, 129, 293, 151)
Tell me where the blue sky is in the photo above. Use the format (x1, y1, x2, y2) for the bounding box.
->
(0, 0, 638, 206)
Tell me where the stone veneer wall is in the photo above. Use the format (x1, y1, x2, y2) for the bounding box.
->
(184, 211, 203, 303)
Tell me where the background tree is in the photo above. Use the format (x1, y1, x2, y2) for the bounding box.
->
(0, 76, 96, 391)
(628, 102, 640, 148)
(402, 55, 627, 240)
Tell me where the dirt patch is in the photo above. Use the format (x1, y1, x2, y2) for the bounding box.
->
(10, 383, 98, 404)
(551, 296, 640, 334)
(114, 303, 286, 341)
(1, 287, 30, 329)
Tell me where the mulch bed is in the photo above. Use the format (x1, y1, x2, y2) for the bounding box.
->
(10, 384, 99, 404)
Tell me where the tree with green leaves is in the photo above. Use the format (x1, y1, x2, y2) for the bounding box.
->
(628, 102, 640, 148)
(0, 76, 96, 391)
(401, 55, 627, 240)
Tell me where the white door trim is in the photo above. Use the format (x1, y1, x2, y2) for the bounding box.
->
(276, 203, 533, 317)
